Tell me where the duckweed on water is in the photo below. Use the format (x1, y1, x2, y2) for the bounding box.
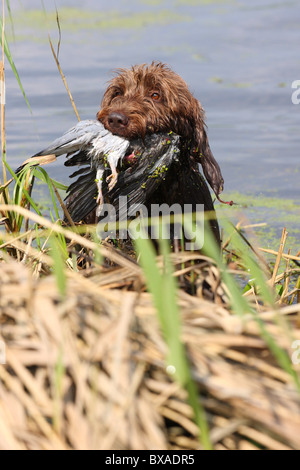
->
(10, 8, 189, 35)
(217, 192, 300, 211)
(217, 191, 300, 252)
(176, 0, 236, 5)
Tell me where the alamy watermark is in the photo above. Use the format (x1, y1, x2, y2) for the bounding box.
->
(291, 80, 300, 104)
(291, 340, 300, 365)
(0, 340, 6, 365)
(96, 197, 205, 250)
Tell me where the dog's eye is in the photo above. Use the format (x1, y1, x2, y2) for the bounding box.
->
(151, 92, 161, 101)
(112, 90, 122, 98)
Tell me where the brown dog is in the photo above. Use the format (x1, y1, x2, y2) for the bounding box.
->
(97, 62, 224, 199)
(97, 62, 223, 243)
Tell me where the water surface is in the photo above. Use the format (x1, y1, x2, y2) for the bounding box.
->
(2, 0, 300, 248)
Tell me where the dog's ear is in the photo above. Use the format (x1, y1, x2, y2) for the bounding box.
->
(191, 100, 224, 197)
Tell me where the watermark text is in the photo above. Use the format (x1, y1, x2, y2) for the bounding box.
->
(0, 340, 6, 365)
(291, 80, 300, 104)
(291, 340, 300, 365)
(96, 198, 205, 250)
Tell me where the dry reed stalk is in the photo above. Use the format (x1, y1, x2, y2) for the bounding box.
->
(0, 178, 13, 193)
(222, 221, 241, 251)
(0, 204, 141, 273)
(51, 182, 75, 227)
(279, 248, 292, 305)
(259, 248, 300, 264)
(20, 154, 57, 168)
(48, 11, 80, 122)
(0, 247, 299, 450)
(270, 228, 288, 287)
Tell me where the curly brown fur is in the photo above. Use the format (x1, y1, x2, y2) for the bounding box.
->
(97, 62, 224, 196)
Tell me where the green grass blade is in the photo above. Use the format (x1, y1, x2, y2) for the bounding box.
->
(0, 16, 31, 112)
(202, 218, 300, 392)
(188, 218, 253, 316)
(5, 162, 43, 216)
(135, 234, 212, 449)
(48, 208, 68, 254)
(33, 167, 60, 220)
(32, 169, 68, 192)
(6, 0, 14, 40)
(49, 178, 68, 191)
(91, 232, 103, 266)
(225, 220, 275, 305)
(49, 236, 67, 298)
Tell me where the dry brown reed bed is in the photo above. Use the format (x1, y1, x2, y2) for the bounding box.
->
(0, 215, 300, 450)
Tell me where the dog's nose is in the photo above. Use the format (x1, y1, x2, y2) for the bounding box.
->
(108, 112, 129, 129)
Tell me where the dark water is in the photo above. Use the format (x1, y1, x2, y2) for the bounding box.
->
(2, 0, 300, 246)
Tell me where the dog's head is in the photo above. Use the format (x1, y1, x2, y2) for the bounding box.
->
(97, 62, 201, 140)
(97, 62, 224, 196)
